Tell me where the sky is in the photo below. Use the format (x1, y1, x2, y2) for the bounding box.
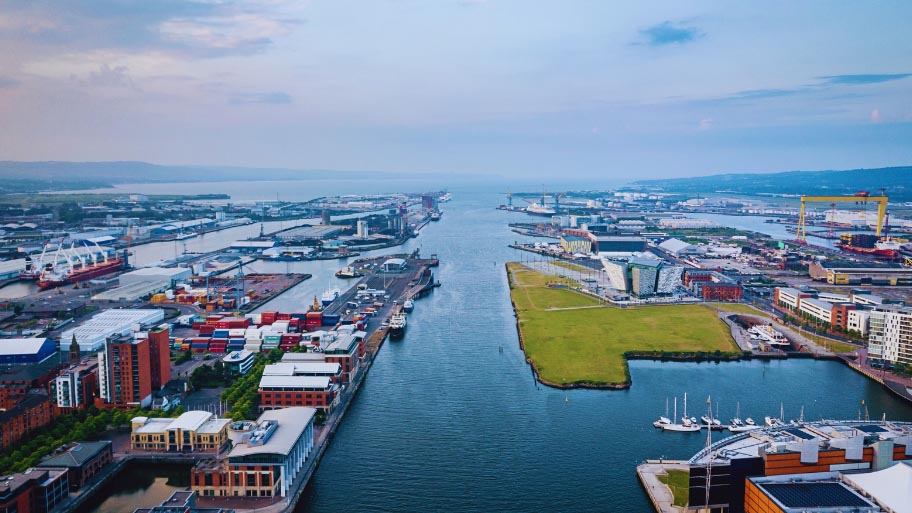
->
(0, 0, 910, 181)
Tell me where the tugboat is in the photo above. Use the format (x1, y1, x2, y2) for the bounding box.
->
(402, 299, 414, 313)
(335, 266, 363, 278)
(389, 314, 407, 338)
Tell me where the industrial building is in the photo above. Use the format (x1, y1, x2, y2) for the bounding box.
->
(381, 258, 407, 273)
(809, 261, 912, 286)
(658, 238, 705, 257)
(191, 407, 317, 498)
(61, 309, 165, 352)
(0, 338, 56, 365)
(274, 225, 343, 243)
(131, 411, 231, 452)
(263, 362, 343, 383)
(868, 306, 912, 367)
(0, 259, 26, 281)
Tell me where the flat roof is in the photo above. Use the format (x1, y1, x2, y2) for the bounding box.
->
(262, 362, 340, 376)
(259, 375, 331, 389)
(0, 338, 51, 356)
(0, 259, 26, 274)
(760, 481, 872, 510)
(801, 298, 838, 310)
(228, 407, 317, 459)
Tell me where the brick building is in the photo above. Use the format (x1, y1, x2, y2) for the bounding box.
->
(36, 441, 112, 491)
(0, 393, 55, 449)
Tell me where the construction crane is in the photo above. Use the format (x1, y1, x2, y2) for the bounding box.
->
(554, 192, 567, 212)
(796, 192, 888, 243)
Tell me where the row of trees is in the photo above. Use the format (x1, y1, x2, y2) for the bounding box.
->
(0, 405, 180, 475)
(219, 350, 284, 421)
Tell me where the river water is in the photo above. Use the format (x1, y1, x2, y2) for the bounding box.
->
(86, 188, 912, 512)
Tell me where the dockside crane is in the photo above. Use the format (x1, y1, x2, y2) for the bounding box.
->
(796, 192, 888, 243)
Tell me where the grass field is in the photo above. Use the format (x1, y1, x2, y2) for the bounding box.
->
(508, 263, 740, 386)
(551, 260, 596, 274)
(707, 303, 766, 315)
(658, 470, 690, 507)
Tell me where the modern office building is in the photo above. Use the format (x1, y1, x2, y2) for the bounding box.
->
(191, 407, 317, 498)
(131, 411, 231, 453)
(223, 350, 256, 375)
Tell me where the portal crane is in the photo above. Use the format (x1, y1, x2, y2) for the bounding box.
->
(796, 193, 888, 243)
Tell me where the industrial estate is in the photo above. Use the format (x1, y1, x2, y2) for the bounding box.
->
(0, 190, 447, 513)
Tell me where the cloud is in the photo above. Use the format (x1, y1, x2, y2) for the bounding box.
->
(0, 77, 18, 88)
(698, 118, 713, 130)
(0, 1, 304, 59)
(228, 92, 293, 105)
(638, 21, 703, 46)
(86, 63, 136, 89)
(818, 74, 912, 85)
(870, 109, 881, 123)
(729, 89, 799, 100)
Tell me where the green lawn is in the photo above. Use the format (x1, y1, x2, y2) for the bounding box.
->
(508, 263, 740, 386)
(707, 302, 766, 315)
(658, 470, 690, 507)
(551, 260, 596, 274)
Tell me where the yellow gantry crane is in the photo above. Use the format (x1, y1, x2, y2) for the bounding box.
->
(796, 191, 888, 243)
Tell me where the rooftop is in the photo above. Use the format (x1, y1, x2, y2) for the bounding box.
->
(752, 478, 876, 512)
(228, 407, 317, 459)
(37, 441, 111, 468)
(258, 375, 332, 390)
(0, 338, 51, 356)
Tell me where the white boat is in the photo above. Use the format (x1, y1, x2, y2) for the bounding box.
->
(389, 314, 407, 338)
(745, 417, 756, 426)
(730, 402, 743, 427)
(765, 403, 785, 428)
(728, 424, 762, 433)
(654, 398, 672, 428)
(525, 203, 556, 216)
(402, 299, 414, 313)
(663, 394, 701, 432)
(321, 288, 340, 306)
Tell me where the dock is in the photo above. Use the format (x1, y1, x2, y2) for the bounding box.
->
(636, 460, 690, 513)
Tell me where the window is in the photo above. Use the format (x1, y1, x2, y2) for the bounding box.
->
(247, 473, 256, 486)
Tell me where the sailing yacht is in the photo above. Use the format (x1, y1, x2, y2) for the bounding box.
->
(663, 394, 701, 432)
(654, 398, 672, 428)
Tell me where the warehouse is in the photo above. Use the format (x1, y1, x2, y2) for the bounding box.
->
(0, 259, 26, 281)
(658, 238, 704, 257)
(590, 235, 647, 254)
(60, 309, 165, 352)
(119, 266, 192, 286)
(0, 338, 57, 365)
(91, 280, 171, 302)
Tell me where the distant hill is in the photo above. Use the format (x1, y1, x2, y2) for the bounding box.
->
(629, 166, 911, 201)
(0, 161, 423, 193)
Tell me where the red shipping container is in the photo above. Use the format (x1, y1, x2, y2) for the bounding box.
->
(261, 312, 277, 324)
(277, 313, 292, 321)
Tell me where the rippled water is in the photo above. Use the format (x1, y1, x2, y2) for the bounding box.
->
(88, 190, 912, 513)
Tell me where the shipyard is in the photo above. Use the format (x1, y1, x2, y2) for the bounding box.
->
(0, 189, 447, 513)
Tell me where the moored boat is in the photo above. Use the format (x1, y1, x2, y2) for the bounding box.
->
(402, 299, 414, 313)
(389, 314, 407, 338)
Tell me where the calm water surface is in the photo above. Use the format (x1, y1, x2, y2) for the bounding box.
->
(87, 190, 912, 512)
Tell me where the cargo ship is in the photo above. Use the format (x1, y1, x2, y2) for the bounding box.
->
(838, 234, 901, 259)
(389, 314, 407, 338)
(36, 253, 123, 289)
(429, 211, 441, 221)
